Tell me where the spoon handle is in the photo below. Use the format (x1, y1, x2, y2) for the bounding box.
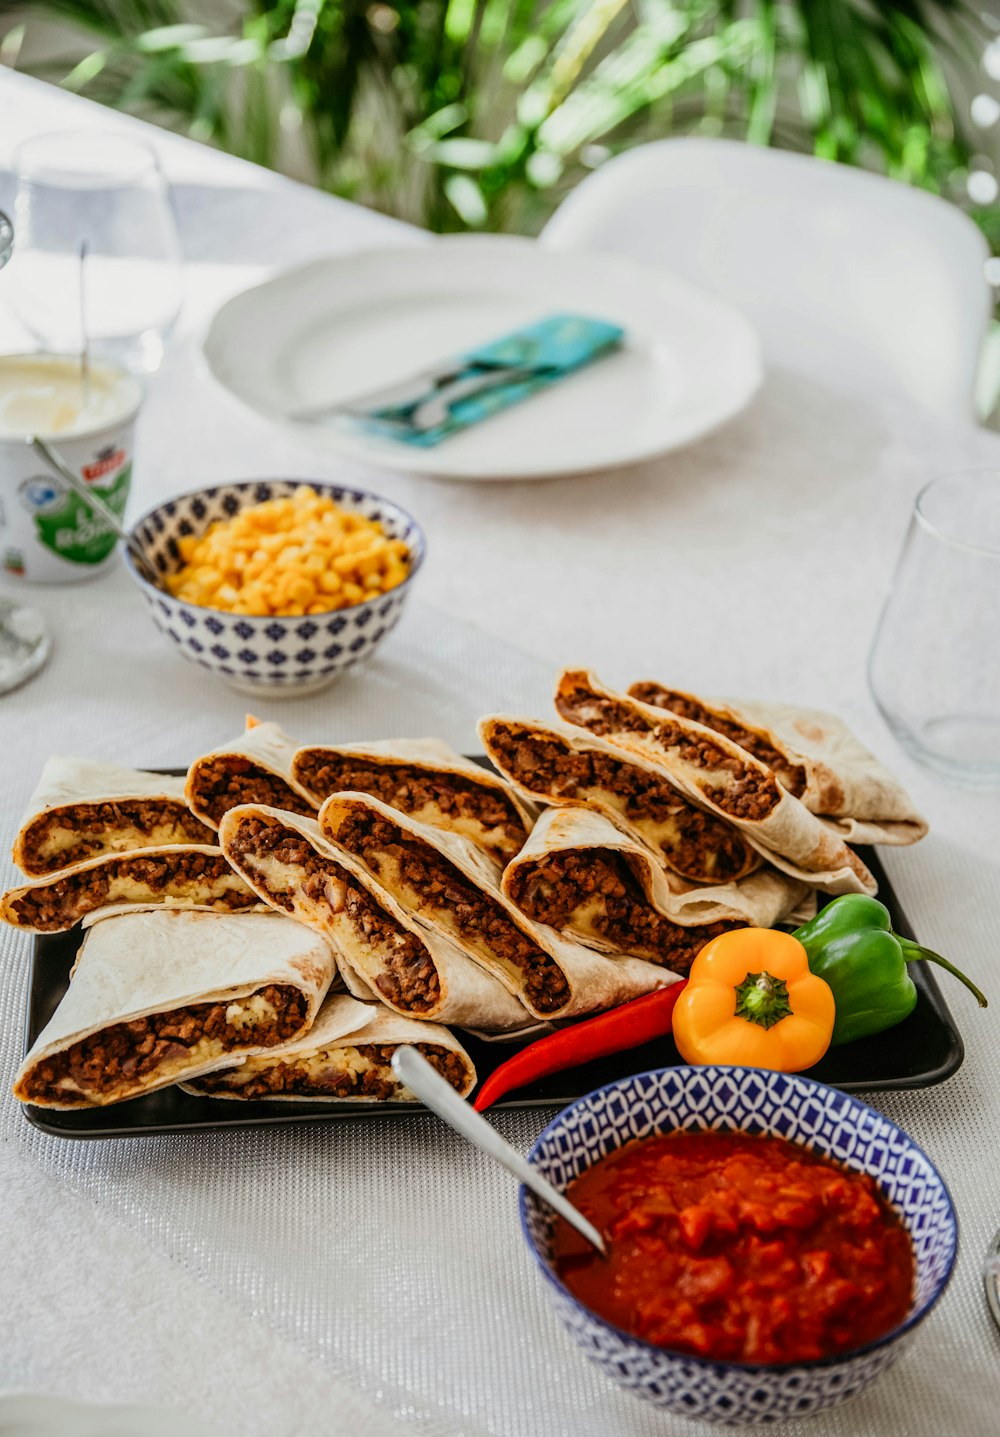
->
(392, 1047, 607, 1257)
(29, 436, 162, 590)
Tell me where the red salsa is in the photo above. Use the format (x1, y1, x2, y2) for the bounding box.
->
(552, 1130, 914, 1365)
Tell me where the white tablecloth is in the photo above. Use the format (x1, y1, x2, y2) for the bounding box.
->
(1, 70, 999, 1437)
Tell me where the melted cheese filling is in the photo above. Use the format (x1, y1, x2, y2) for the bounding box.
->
(34, 817, 193, 862)
(369, 853, 529, 987)
(244, 851, 354, 937)
(208, 1046, 414, 1100)
(402, 801, 510, 858)
(225, 993, 280, 1031)
(47, 994, 281, 1103)
(578, 784, 683, 858)
(559, 893, 609, 944)
(98, 872, 248, 908)
(241, 847, 419, 996)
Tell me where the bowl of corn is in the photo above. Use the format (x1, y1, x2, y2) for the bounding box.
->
(125, 478, 425, 695)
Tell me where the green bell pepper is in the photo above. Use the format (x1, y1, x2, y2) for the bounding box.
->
(793, 894, 987, 1046)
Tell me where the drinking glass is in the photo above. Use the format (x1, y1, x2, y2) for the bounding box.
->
(868, 470, 1000, 787)
(12, 130, 182, 372)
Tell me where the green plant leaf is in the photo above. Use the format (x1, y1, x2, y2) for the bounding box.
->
(444, 170, 488, 224)
(135, 23, 205, 51)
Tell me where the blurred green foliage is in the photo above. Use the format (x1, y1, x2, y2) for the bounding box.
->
(0, 0, 989, 235)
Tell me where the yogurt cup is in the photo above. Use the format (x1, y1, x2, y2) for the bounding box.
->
(0, 353, 142, 582)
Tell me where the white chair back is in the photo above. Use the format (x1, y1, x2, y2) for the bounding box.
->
(542, 138, 991, 420)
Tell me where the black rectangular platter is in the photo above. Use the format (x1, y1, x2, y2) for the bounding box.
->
(20, 763, 963, 1139)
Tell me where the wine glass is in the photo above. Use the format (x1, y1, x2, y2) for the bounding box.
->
(12, 130, 182, 372)
(868, 469, 1000, 787)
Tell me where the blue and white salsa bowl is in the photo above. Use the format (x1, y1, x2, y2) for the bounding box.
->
(519, 1066, 957, 1427)
(125, 478, 425, 696)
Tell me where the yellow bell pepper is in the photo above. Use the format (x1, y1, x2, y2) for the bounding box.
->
(673, 928, 835, 1073)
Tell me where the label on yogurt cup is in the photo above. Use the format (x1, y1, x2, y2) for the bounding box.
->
(18, 452, 131, 567)
(0, 355, 142, 583)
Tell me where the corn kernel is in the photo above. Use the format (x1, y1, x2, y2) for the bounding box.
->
(164, 488, 409, 617)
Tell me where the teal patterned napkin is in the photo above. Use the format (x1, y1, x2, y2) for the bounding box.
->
(350, 313, 624, 447)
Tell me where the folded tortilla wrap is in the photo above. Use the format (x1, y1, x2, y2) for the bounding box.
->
(12, 756, 216, 877)
(182, 994, 476, 1102)
(318, 792, 673, 1021)
(629, 683, 927, 845)
(186, 721, 318, 830)
(0, 844, 261, 933)
(218, 804, 532, 1033)
(292, 737, 537, 865)
(555, 671, 876, 896)
(478, 714, 759, 884)
(13, 909, 335, 1108)
(503, 807, 811, 964)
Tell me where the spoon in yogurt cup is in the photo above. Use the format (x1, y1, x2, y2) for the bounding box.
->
(28, 434, 165, 591)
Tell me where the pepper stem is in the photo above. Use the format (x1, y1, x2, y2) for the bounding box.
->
(894, 936, 988, 1009)
(734, 970, 793, 1029)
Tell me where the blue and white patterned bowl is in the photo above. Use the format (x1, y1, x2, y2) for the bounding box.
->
(125, 479, 425, 696)
(520, 1066, 957, 1427)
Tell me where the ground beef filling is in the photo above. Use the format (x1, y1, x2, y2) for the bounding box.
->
(194, 1042, 466, 1102)
(506, 850, 742, 974)
(629, 684, 808, 797)
(8, 851, 257, 931)
(21, 984, 307, 1104)
(555, 687, 781, 821)
(293, 752, 526, 859)
(189, 756, 317, 826)
(326, 808, 571, 1012)
(19, 800, 215, 874)
(227, 815, 441, 1012)
(487, 726, 754, 882)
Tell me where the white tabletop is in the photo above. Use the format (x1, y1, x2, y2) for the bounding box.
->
(1, 70, 999, 1437)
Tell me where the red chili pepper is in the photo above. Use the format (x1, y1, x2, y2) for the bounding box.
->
(473, 980, 687, 1112)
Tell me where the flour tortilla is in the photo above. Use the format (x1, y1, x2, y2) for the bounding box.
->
(629, 683, 927, 845)
(478, 713, 759, 884)
(0, 844, 260, 934)
(218, 804, 532, 1033)
(186, 721, 318, 830)
(291, 736, 537, 863)
(12, 757, 214, 876)
(504, 805, 811, 929)
(555, 671, 876, 896)
(318, 791, 673, 1020)
(181, 994, 476, 1102)
(13, 910, 336, 1108)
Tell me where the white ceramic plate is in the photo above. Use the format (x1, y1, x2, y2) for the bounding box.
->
(0, 1393, 223, 1436)
(202, 235, 762, 481)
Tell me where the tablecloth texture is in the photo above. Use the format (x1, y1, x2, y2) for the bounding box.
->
(2, 67, 1000, 1437)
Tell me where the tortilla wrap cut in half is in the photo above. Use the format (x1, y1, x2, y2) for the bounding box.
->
(478, 714, 759, 884)
(0, 844, 261, 934)
(554, 671, 876, 896)
(219, 804, 532, 1033)
(502, 806, 811, 971)
(12, 756, 215, 877)
(182, 994, 476, 1103)
(291, 736, 536, 866)
(186, 720, 318, 830)
(13, 909, 336, 1108)
(318, 792, 673, 1021)
(628, 682, 927, 846)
